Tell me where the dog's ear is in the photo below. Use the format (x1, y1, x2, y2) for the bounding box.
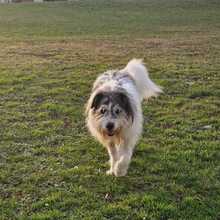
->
(117, 93, 134, 122)
(91, 92, 105, 110)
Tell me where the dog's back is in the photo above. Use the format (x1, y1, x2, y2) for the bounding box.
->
(93, 59, 162, 101)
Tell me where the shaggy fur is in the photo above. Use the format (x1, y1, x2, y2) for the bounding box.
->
(86, 59, 162, 176)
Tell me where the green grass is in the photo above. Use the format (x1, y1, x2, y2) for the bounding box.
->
(0, 0, 220, 219)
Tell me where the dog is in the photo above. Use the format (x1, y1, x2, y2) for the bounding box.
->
(85, 59, 162, 176)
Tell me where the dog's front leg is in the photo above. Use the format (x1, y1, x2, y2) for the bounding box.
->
(114, 147, 133, 177)
(106, 144, 118, 175)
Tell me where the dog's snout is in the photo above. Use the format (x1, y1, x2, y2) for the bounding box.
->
(106, 122, 114, 131)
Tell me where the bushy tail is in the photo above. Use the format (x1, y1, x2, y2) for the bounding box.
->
(122, 59, 162, 100)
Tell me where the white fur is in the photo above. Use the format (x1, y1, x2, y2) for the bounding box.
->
(121, 59, 162, 100)
(86, 59, 162, 176)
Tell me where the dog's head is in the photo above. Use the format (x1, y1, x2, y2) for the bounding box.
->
(88, 91, 133, 137)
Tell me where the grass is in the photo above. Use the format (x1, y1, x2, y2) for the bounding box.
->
(0, 0, 220, 219)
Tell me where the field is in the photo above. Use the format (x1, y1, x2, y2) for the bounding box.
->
(0, 0, 220, 219)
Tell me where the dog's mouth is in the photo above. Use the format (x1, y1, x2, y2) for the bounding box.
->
(106, 128, 121, 137)
(103, 129, 116, 137)
(102, 128, 121, 137)
(107, 131, 115, 136)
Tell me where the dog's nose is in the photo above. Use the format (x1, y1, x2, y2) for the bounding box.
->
(106, 122, 114, 131)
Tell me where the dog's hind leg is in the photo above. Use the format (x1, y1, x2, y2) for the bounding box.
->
(106, 144, 118, 175)
(114, 147, 133, 177)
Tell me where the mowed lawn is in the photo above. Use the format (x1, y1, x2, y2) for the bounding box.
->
(0, 0, 220, 219)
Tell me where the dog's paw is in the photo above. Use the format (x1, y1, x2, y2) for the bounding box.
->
(114, 163, 127, 177)
(106, 169, 114, 175)
(114, 168, 127, 177)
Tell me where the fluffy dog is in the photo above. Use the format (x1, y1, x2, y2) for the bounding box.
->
(85, 59, 162, 176)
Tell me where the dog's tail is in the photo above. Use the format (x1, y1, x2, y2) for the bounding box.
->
(122, 59, 163, 100)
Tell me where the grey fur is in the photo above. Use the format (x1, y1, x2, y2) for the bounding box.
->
(93, 70, 134, 91)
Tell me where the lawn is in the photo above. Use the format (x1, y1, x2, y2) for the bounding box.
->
(0, 0, 220, 219)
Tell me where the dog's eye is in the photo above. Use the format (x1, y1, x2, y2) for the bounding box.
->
(100, 108, 106, 114)
(115, 109, 121, 115)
